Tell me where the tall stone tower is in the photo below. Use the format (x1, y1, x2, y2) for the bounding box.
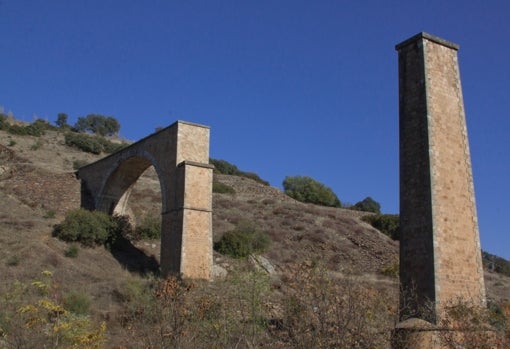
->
(396, 33, 485, 323)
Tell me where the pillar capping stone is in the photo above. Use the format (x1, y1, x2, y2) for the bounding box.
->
(395, 32, 459, 51)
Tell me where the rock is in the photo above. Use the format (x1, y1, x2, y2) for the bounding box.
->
(248, 254, 276, 274)
(212, 264, 228, 279)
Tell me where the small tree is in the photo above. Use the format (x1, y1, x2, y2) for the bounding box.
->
(74, 114, 120, 136)
(283, 175, 341, 207)
(353, 196, 381, 213)
(55, 113, 68, 128)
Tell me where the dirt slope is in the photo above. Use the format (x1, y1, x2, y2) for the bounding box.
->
(0, 127, 509, 346)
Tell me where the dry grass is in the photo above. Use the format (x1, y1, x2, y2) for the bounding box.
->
(1, 128, 509, 347)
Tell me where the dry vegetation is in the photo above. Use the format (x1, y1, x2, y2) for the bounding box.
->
(1, 127, 510, 348)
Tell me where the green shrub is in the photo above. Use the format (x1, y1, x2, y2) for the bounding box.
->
(43, 210, 56, 219)
(362, 214, 400, 240)
(0, 113, 7, 130)
(6, 255, 20, 266)
(482, 251, 510, 277)
(6, 124, 30, 136)
(380, 260, 399, 278)
(65, 132, 103, 154)
(241, 172, 270, 186)
(283, 175, 341, 207)
(212, 181, 235, 194)
(31, 119, 56, 132)
(353, 196, 381, 213)
(5, 119, 52, 137)
(65, 132, 127, 154)
(53, 209, 116, 246)
(210, 158, 241, 175)
(64, 244, 79, 258)
(135, 214, 161, 240)
(63, 291, 91, 315)
(214, 222, 270, 258)
(210, 158, 269, 186)
(72, 159, 89, 170)
(30, 139, 44, 151)
(98, 137, 128, 153)
(8, 139, 16, 146)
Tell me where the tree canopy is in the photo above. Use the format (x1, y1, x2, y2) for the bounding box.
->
(74, 114, 120, 136)
(55, 113, 69, 128)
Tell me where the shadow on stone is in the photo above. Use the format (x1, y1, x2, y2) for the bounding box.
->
(109, 236, 160, 275)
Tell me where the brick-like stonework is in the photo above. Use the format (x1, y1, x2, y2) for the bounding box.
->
(396, 33, 485, 322)
(77, 121, 213, 279)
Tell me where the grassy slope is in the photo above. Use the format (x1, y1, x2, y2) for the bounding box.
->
(1, 128, 509, 346)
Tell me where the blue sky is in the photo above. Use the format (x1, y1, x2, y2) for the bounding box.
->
(1, 1, 509, 259)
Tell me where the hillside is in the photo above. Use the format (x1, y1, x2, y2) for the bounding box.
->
(1, 126, 510, 348)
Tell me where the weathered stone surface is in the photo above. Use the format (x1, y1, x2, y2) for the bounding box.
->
(396, 32, 485, 323)
(248, 254, 276, 274)
(212, 264, 228, 279)
(77, 120, 213, 279)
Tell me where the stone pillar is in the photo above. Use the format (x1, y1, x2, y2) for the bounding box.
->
(160, 161, 213, 279)
(396, 32, 485, 326)
(160, 122, 213, 279)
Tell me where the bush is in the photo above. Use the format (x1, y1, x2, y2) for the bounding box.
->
(5, 119, 54, 137)
(65, 132, 127, 154)
(65, 132, 103, 154)
(353, 196, 381, 213)
(0, 271, 106, 348)
(63, 291, 91, 315)
(482, 251, 510, 277)
(31, 119, 56, 132)
(6, 255, 20, 266)
(362, 214, 400, 240)
(0, 113, 8, 130)
(64, 244, 79, 258)
(214, 222, 270, 258)
(53, 209, 116, 246)
(72, 159, 89, 170)
(43, 210, 56, 219)
(242, 172, 270, 186)
(97, 137, 128, 153)
(210, 158, 241, 175)
(210, 158, 269, 186)
(283, 175, 341, 207)
(213, 181, 235, 194)
(30, 139, 43, 151)
(135, 214, 161, 240)
(380, 260, 399, 278)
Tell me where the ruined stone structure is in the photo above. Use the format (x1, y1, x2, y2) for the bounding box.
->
(396, 32, 485, 341)
(77, 121, 214, 279)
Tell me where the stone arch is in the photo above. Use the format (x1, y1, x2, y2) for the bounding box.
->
(76, 121, 213, 279)
(96, 149, 168, 216)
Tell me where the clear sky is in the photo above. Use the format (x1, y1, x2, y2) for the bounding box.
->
(1, 1, 509, 259)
